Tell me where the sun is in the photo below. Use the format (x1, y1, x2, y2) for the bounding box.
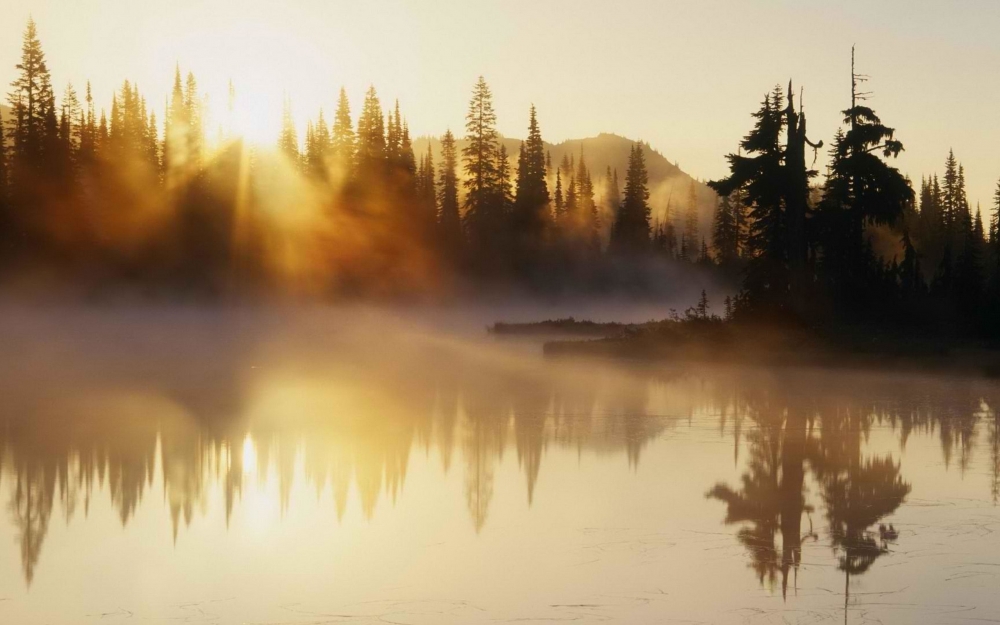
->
(229, 91, 282, 146)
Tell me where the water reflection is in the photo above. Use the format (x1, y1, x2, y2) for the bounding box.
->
(0, 311, 676, 586)
(706, 369, 999, 611)
(0, 310, 999, 623)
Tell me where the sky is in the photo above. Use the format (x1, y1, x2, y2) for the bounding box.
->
(3, 0, 1000, 210)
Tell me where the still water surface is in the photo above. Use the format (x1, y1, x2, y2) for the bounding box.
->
(1, 307, 999, 624)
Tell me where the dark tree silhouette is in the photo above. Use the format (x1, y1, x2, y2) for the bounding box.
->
(462, 77, 506, 268)
(512, 105, 549, 249)
(816, 51, 911, 316)
(437, 129, 462, 255)
(709, 87, 789, 316)
(609, 143, 651, 253)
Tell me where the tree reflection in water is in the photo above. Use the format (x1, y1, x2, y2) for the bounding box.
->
(0, 315, 997, 597)
(703, 369, 1000, 613)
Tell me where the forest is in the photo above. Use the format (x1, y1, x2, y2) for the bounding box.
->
(1, 19, 999, 342)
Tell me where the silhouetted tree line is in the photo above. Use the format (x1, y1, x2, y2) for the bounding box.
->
(4, 21, 997, 322)
(709, 49, 1000, 340)
(0, 19, 723, 299)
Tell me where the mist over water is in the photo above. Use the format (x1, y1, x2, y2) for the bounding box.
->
(0, 304, 998, 624)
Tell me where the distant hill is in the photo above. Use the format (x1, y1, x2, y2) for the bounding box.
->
(413, 132, 718, 239)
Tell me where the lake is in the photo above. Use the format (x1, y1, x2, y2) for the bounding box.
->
(0, 306, 998, 624)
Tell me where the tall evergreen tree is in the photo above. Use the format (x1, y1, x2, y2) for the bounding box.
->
(306, 108, 331, 178)
(954, 203, 985, 317)
(512, 105, 549, 244)
(184, 72, 202, 171)
(400, 121, 416, 177)
(437, 130, 462, 252)
(461, 77, 502, 251)
(565, 173, 578, 224)
(709, 88, 788, 314)
(818, 61, 911, 314)
(553, 168, 565, 222)
(415, 143, 437, 225)
(331, 87, 356, 177)
(942, 149, 959, 239)
(385, 100, 401, 168)
(496, 143, 514, 213)
(78, 81, 96, 164)
(164, 65, 188, 185)
(610, 143, 651, 253)
(355, 86, 385, 178)
(575, 151, 598, 245)
(712, 194, 739, 265)
(7, 18, 57, 196)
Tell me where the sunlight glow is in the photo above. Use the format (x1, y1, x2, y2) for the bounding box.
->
(242, 435, 258, 476)
(230, 91, 282, 146)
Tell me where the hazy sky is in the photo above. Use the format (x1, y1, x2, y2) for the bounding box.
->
(3, 0, 1000, 209)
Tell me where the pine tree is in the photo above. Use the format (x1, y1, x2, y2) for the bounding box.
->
(97, 109, 108, 152)
(496, 143, 514, 213)
(146, 110, 160, 175)
(355, 86, 385, 178)
(559, 153, 571, 179)
(699, 238, 710, 264)
(438, 129, 462, 251)
(512, 105, 549, 244)
(575, 151, 598, 244)
(400, 121, 416, 177)
(304, 120, 317, 174)
(7, 18, 57, 194)
(942, 149, 959, 239)
(462, 77, 502, 249)
(164, 65, 188, 184)
(331, 87, 356, 177)
(415, 143, 436, 225)
(565, 173, 577, 221)
(819, 70, 911, 313)
(307, 108, 331, 179)
(709, 88, 788, 314)
(78, 81, 96, 164)
(57, 83, 82, 176)
(956, 164, 973, 249)
(610, 143, 651, 253)
(184, 72, 202, 171)
(695, 290, 709, 319)
(553, 168, 565, 223)
(955, 205, 985, 316)
(712, 194, 739, 265)
(385, 101, 401, 167)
